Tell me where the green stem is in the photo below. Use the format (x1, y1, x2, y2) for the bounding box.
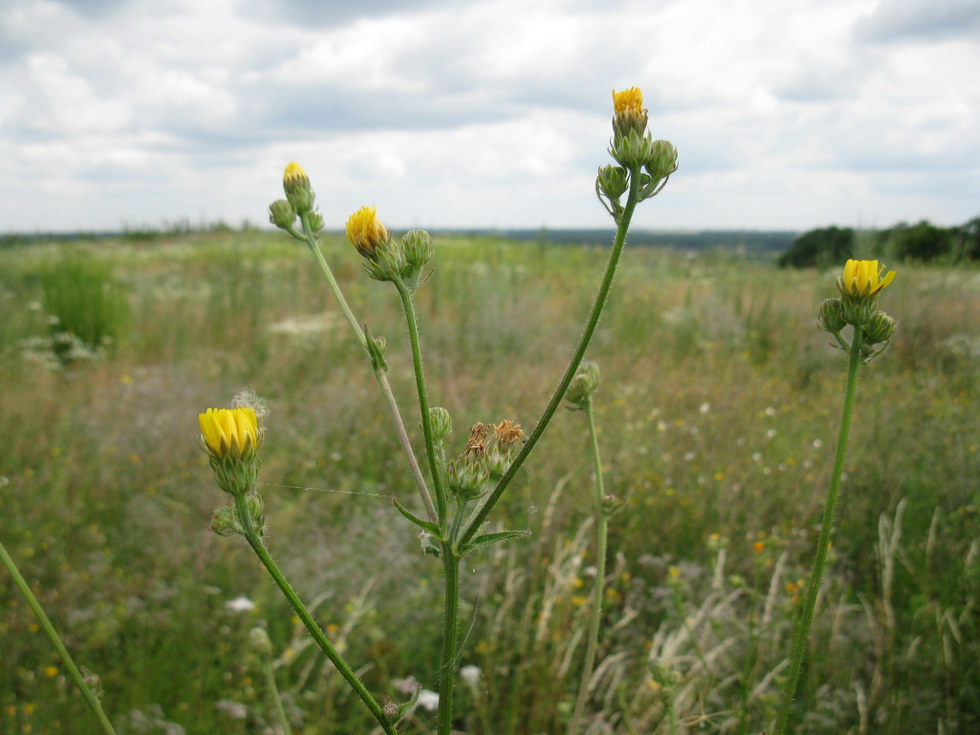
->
(0, 538, 117, 735)
(302, 218, 365, 347)
(772, 326, 864, 734)
(302, 223, 435, 520)
(232, 496, 396, 735)
(437, 547, 461, 735)
(394, 278, 449, 529)
(261, 659, 292, 735)
(459, 172, 642, 547)
(568, 398, 609, 735)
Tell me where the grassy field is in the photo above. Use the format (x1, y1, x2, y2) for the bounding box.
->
(0, 232, 977, 734)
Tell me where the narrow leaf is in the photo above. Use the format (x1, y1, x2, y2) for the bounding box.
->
(393, 500, 441, 535)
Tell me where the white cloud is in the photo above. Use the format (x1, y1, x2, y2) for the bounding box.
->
(0, 0, 977, 231)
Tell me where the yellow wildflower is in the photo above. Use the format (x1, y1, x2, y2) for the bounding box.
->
(611, 86, 648, 138)
(346, 206, 390, 259)
(199, 408, 259, 460)
(839, 259, 896, 298)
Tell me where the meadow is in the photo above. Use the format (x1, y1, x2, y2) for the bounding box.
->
(0, 231, 977, 734)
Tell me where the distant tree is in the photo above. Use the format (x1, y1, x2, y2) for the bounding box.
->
(777, 226, 854, 268)
(952, 217, 980, 261)
(887, 220, 954, 262)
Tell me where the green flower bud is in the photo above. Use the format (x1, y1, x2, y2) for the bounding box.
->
(306, 210, 324, 234)
(566, 361, 601, 410)
(402, 229, 434, 271)
(249, 627, 273, 656)
(428, 407, 453, 444)
(597, 165, 629, 201)
(283, 162, 315, 215)
(817, 298, 846, 335)
(645, 140, 679, 181)
(268, 199, 297, 231)
(864, 310, 897, 346)
(210, 505, 240, 536)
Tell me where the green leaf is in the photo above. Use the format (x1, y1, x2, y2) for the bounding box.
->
(393, 500, 441, 535)
(461, 529, 530, 555)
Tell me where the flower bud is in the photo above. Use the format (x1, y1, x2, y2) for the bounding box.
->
(268, 199, 296, 231)
(612, 87, 648, 138)
(402, 229, 434, 271)
(597, 165, 629, 201)
(428, 407, 453, 444)
(346, 205, 391, 260)
(447, 456, 488, 500)
(283, 162, 315, 215)
(817, 298, 846, 335)
(646, 140, 679, 181)
(566, 361, 601, 410)
(249, 627, 274, 656)
(210, 505, 240, 536)
(199, 407, 262, 497)
(864, 310, 897, 345)
(306, 210, 324, 234)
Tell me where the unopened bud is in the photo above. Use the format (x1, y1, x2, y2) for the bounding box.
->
(383, 702, 399, 722)
(249, 627, 273, 656)
(268, 199, 296, 231)
(597, 165, 629, 201)
(283, 162, 315, 215)
(817, 298, 846, 334)
(402, 229, 434, 270)
(210, 505, 240, 536)
(566, 361, 601, 410)
(428, 407, 453, 444)
(864, 310, 897, 345)
(646, 140, 679, 181)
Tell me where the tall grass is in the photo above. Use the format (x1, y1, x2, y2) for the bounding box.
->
(0, 233, 976, 733)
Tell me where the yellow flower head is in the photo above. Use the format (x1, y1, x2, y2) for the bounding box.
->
(839, 259, 896, 298)
(612, 87, 648, 137)
(346, 205, 390, 259)
(282, 162, 314, 214)
(283, 162, 308, 188)
(612, 87, 644, 117)
(199, 407, 259, 459)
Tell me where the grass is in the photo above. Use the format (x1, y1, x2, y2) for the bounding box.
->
(0, 232, 977, 734)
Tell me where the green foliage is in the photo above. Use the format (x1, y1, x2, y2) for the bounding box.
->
(777, 226, 853, 268)
(39, 249, 129, 362)
(1, 233, 977, 734)
(876, 220, 955, 262)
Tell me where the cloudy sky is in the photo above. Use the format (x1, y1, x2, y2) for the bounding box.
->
(2, 0, 978, 233)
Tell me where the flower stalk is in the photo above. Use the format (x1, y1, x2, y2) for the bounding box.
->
(0, 538, 117, 735)
(457, 169, 642, 548)
(774, 259, 895, 732)
(568, 393, 610, 735)
(231, 493, 397, 735)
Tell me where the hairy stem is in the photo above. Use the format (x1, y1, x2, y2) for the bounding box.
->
(394, 278, 449, 529)
(0, 538, 117, 735)
(568, 397, 609, 735)
(459, 172, 642, 546)
(773, 326, 864, 734)
(261, 658, 292, 735)
(233, 495, 395, 735)
(437, 547, 461, 735)
(302, 221, 435, 520)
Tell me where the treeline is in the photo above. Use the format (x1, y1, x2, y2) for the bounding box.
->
(778, 217, 980, 268)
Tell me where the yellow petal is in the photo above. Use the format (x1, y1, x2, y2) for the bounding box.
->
(199, 410, 223, 454)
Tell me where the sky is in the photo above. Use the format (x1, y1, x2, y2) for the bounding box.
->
(1, 0, 979, 233)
